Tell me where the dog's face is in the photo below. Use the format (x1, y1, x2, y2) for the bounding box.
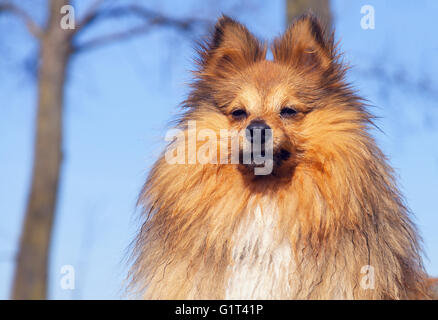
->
(186, 15, 366, 180)
(222, 61, 302, 177)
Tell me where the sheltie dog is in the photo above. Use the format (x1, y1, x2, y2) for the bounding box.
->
(129, 14, 434, 299)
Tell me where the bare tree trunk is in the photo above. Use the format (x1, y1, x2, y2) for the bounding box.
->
(3, 0, 206, 299)
(287, 0, 332, 28)
(12, 0, 71, 300)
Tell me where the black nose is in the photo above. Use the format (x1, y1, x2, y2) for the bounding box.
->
(246, 120, 272, 144)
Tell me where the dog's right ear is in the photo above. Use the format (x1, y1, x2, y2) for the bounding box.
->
(197, 15, 266, 76)
(272, 14, 334, 72)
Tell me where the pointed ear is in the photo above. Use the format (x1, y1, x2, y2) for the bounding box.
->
(272, 14, 334, 71)
(198, 15, 266, 75)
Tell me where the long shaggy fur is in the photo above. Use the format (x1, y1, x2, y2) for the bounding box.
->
(129, 14, 432, 299)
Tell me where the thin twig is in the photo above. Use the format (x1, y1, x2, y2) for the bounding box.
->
(0, 1, 43, 38)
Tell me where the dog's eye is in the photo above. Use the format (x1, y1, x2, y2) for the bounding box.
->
(231, 109, 248, 120)
(280, 107, 298, 118)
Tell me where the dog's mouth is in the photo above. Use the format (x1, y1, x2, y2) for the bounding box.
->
(238, 148, 292, 171)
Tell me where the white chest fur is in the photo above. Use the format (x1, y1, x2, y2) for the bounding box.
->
(225, 201, 293, 299)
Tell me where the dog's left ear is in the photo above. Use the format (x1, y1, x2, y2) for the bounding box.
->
(272, 14, 334, 71)
(198, 15, 266, 75)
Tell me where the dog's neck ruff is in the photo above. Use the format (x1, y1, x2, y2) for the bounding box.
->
(225, 197, 293, 299)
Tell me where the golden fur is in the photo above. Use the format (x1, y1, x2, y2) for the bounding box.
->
(129, 15, 433, 299)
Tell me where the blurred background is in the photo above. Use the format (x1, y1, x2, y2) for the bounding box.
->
(0, 0, 437, 299)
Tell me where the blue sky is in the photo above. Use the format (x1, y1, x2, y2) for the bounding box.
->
(0, 0, 437, 299)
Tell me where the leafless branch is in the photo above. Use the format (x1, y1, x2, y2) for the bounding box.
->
(73, 5, 211, 53)
(357, 65, 438, 100)
(79, 4, 210, 32)
(73, 22, 154, 53)
(73, 0, 105, 34)
(0, 1, 43, 38)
